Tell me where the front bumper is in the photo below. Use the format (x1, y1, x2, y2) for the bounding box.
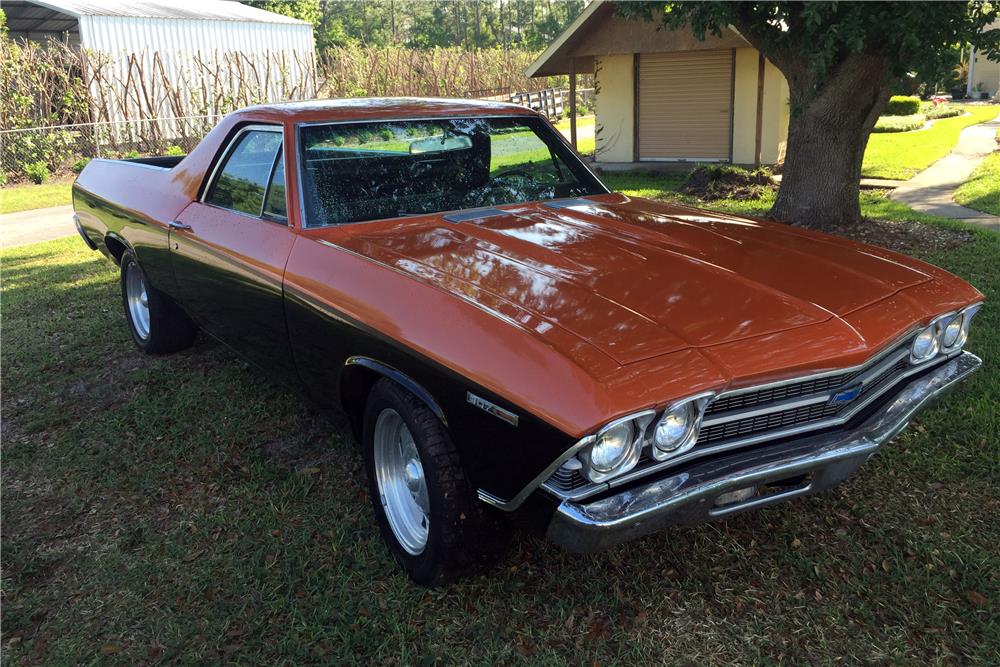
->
(547, 351, 981, 553)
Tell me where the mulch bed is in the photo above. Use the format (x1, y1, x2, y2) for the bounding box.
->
(675, 167, 975, 255)
(678, 165, 777, 201)
(823, 217, 975, 255)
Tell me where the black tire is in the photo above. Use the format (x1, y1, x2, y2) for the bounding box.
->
(362, 378, 510, 586)
(120, 250, 197, 354)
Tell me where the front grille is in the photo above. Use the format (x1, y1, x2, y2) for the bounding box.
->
(705, 369, 864, 415)
(548, 465, 591, 492)
(700, 401, 841, 444)
(545, 336, 920, 496)
(700, 357, 911, 446)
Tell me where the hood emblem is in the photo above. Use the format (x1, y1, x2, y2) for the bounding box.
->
(467, 392, 519, 426)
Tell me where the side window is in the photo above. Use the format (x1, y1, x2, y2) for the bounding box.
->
(262, 152, 286, 220)
(207, 130, 282, 216)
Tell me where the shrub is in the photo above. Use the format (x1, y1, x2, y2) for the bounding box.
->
(122, 150, 140, 159)
(0, 171, 7, 187)
(885, 95, 921, 116)
(873, 113, 926, 133)
(926, 104, 964, 120)
(70, 157, 90, 173)
(378, 128, 394, 141)
(165, 145, 184, 156)
(24, 161, 50, 184)
(679, 164, 775, 200)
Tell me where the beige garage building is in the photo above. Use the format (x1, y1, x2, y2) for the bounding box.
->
(528, 0, 790, 167)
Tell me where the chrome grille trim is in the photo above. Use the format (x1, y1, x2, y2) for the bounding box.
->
(544, 330, 956, 500)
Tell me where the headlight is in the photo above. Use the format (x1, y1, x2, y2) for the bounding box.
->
(942, 303, 981, 351)
(910, 326, 939, 363)
(650, 393, 713, 462)
(579, 412, 652, 482)
(654, 403, 695, 452)
(589, 422, 634, 473)
(941, 313, 964, 348)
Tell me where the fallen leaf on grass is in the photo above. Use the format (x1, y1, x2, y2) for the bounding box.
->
(100, 644, 124, 655)
(966, 591, 988, 606)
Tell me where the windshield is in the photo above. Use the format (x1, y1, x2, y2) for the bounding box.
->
(298, 116, 607, 226)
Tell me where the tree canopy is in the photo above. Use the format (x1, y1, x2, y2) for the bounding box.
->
(621, 2, 1000, 228)
(624, 2, 1000, 111)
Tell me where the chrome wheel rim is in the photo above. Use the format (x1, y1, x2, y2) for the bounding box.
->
(373, 408, 429, 555)
(125, 262, 150, 341)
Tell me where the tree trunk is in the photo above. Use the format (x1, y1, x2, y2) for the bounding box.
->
(768, 53, 892, 229)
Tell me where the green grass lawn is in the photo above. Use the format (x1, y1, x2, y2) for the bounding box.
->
(954, 150, 1000, 215)
(863, 105, 1000, 180)
(555, 114, 596, 156)
(0, 178, 74, 214)
(3, 177, 998, 663)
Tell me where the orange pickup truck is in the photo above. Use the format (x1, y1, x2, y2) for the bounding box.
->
(73, 98, 983, 585)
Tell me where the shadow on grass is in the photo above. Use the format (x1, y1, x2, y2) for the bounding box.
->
(2, 235, 997, 665)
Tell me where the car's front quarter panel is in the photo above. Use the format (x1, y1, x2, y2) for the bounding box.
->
(283, 233, 587, 501)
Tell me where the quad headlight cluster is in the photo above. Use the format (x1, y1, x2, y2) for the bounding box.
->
(578, 393, 714, 483)
(910, 304, 982, 364)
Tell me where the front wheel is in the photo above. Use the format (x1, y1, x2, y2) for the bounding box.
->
(120, 250, 197, 354)
(362, 378, 509, 586)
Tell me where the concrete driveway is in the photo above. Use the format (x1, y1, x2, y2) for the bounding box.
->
(0, 205, 76, 249)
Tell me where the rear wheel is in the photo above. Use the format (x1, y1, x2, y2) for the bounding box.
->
(120, 250, 197, 354)
(362, 378, 509, 586)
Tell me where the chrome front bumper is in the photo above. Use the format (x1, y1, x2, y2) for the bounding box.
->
(546, 352, 982, 553)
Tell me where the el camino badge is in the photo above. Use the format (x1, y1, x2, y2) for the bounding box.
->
(467, 392, 519, 426)
(830, 384, 862, 405)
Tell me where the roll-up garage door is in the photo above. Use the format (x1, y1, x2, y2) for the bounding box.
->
(638, 50, 733, 161)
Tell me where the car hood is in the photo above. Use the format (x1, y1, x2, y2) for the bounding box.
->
(337, 195, 932, 365)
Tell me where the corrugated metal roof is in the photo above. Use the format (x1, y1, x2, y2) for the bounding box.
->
(24, 0, 309, 24)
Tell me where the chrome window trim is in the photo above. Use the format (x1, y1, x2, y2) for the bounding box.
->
(294, 114, 610, 230)
(260, 146, 289, 223)
(201, 123, 285, 222)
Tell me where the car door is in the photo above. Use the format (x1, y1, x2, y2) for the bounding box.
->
(169, 124, 299, 383)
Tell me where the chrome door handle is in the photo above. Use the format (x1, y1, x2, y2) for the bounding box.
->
(167, 220, 192, 231)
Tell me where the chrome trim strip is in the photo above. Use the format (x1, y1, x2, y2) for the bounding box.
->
(345, 356, 448, 427)
(711, 326, 921, 400)
(607, 350, 963, 491)
(702, 347, 909, 428)
(546, 352, 982, 553)
(478, 407, 659, 512)
(701, 392, 830, 427)
(548, 349, 962, 500)
(477, 434, 596, 511)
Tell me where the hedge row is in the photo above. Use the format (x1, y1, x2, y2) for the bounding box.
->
(884, 95, 921, 116)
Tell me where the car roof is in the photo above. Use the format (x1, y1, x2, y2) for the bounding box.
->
(236, 97, 540, 124)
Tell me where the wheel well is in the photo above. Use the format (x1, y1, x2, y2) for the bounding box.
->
(339, 359, 448, 442)
(104, 235, 128, 265)
(339, 364, 382, 441)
